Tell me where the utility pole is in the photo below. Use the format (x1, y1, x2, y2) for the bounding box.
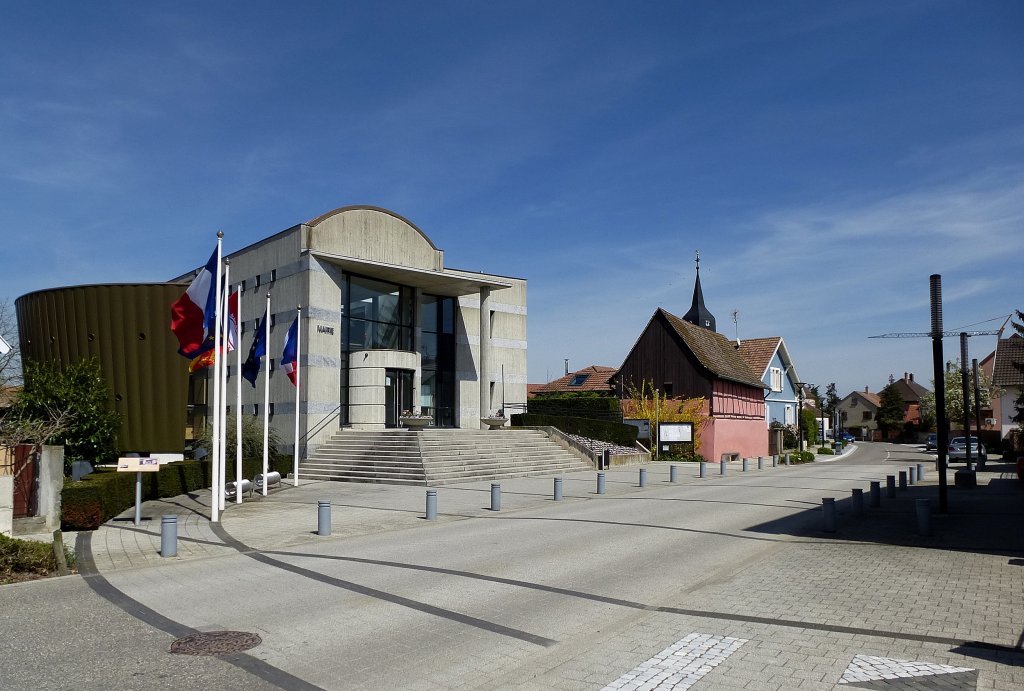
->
(930, 275, 948, 513)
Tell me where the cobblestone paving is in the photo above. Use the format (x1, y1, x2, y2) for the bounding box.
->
(839, 654, 975, 686)
(600, 633, 747, 691)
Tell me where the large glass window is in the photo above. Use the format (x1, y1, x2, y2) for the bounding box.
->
(344, 275, 413, 352)
(421, 294, 456, 427)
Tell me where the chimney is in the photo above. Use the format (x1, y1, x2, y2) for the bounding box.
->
(864, 386, 869, 393)
(909, 373, 914, 382)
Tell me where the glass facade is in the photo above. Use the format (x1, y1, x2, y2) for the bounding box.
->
(420, 294, 456, 427)
(339, 275, 457, 428)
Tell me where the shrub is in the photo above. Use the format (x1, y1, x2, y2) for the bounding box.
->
(0, 533, 75, 584)
(792, 451, 815, 463)
(61, 454, 289, 530)
(816, 447, 834, 455)
(526, 397, 620, 422)
(511, 413, 637, 446)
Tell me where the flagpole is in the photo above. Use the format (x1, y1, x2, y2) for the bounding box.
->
(235, 281, 243, 505)
(293, 304, 301, 487)
(210, 232, 223, 523)
(262, 291, 270, 497)
(219, 259, 230, 513)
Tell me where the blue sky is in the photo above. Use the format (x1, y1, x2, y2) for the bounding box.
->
(2, 1, 1022, 397)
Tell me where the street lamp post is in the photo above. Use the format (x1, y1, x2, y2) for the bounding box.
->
(795, 383, 805, 455)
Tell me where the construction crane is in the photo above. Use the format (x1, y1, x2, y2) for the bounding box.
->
(869, 314, 1011, 339)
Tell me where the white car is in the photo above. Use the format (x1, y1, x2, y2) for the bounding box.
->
(947, 436, 986, 463)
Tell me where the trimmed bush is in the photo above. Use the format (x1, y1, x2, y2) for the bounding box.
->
(816, 447, 834, 455)
(791, 451, 815, 463)
(511, 413, 637, 447)
(526, 397, 621, 422)
(61, 455, 290, 530)
(1, 533, 76, 584)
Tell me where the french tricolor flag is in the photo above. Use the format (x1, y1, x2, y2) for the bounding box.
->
(170, 248, 218, 359)
(281, 316, 299, 386)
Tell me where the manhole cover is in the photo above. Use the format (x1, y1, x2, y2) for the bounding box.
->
(169, 631, 262, 656)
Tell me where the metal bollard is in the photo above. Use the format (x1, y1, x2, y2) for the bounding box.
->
(317, 500, 331, 536)
(851, 488, 864, 517)
(720, 459, 728, 476)
(742, 458, 749, 472)
(639, 468, 647, 487)
(785, 453, 791, 466)
(670, 464, 679, 483)
(772, 454, 778, 467)
(898, 471, 907, 491)
(160, 515, 177, 557)
(699, 461, 706, 479)
(553, 477, 563, 501)
(908, 466, 917, 485)
(597, 472, 606, 494)
(490, 483, 501, 511)
(757, 456, 764, 470)
(822, 497, 837, 533)
(869, 481, 881, 507)
(886, 475, 896, 497)
(425, 490, 437, 520)
(917, 463, 924, 480)
(915, 498, 931, 536)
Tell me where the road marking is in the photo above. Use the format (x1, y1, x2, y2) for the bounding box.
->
(601, 632, 746, 691)
(839, 654, 975, 685)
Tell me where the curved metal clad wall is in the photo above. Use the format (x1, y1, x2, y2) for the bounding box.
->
(16, 284, 190, 454)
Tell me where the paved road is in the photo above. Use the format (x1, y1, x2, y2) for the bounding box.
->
(2, 443, 1022, 690)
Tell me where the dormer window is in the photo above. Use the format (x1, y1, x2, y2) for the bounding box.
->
(568, 374, 590, 386)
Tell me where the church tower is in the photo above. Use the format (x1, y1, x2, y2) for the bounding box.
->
(682, 250, 716, 331)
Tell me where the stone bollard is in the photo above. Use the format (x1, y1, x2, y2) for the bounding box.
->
(720, 459, 728, 476)
(822, 498, 837, 533)
(742, 458, 749, 472)
(597, 472, 606, 494)
(639, 468, 647, 487)
(886, 475, 896, 498)
(851, 488, 864, 517)
(869, 480, 881, 507)
(758, 456, 765, 470)
(426, 490, 437, 520)
(160, 515, 177, 558)
(699, 461, 707, 479)
(785, 453, 791, 466)
(898, 471, 908, 491)
(908, 466, 917, 485)
(317, 500, 331, 536)
(553, 477, 563, 501)
(917, 463, 924, 480)
(772, 454, 778, 467)
(490, 483, 501, 511)
(915, 498, 931, 536)
(670, 464, 679, 483)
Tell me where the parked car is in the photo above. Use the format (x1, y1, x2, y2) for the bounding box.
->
(947, 436, 986, 463)
(836, 432, 855, 443)
(925, 433, 937, 451)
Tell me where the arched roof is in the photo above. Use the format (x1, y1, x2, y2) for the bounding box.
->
(305, 205, 438, 251)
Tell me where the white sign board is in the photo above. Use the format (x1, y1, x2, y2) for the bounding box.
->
(117, 457, 161, 473)
(659, 423, 693, 443)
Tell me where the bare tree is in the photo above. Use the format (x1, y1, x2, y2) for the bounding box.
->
(0, 406, 75, 479)
(0, 297, 20, 390)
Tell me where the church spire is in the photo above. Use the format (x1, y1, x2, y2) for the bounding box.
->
(682, 250, 716, 331)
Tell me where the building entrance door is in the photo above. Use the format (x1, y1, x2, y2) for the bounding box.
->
(384, 368, 414, 428)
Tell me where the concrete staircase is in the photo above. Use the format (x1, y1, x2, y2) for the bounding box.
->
(300, 428, 592, 485)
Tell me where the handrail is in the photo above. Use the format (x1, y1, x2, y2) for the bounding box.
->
(300, 403, 343, 458)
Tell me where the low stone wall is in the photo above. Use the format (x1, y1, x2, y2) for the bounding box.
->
(0, 475, 12, 536)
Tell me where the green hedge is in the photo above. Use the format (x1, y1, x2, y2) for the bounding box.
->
(511, 413, 637, 447)
(526, 397, 621, 422)
(61, 455, 289, 530)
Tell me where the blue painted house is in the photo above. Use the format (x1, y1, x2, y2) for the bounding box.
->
(737, 337, 800, 427)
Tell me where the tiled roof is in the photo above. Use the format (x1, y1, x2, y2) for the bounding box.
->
(533, 365, 618, 394)
(890, 376, 929, 402)
(992, 335, 1024, 387)
(737, 337, 782, 378)
(660, 310, 766, 389)
(844, 390, 881, 408)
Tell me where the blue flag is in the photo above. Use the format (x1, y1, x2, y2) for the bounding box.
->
(241, 311, 267, 387)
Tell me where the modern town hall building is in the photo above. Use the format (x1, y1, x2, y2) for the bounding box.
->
(185, 205, 528, 454)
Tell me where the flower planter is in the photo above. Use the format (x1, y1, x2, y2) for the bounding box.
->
(400, 417, 432, 430)
(481, 417, 507, 429)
